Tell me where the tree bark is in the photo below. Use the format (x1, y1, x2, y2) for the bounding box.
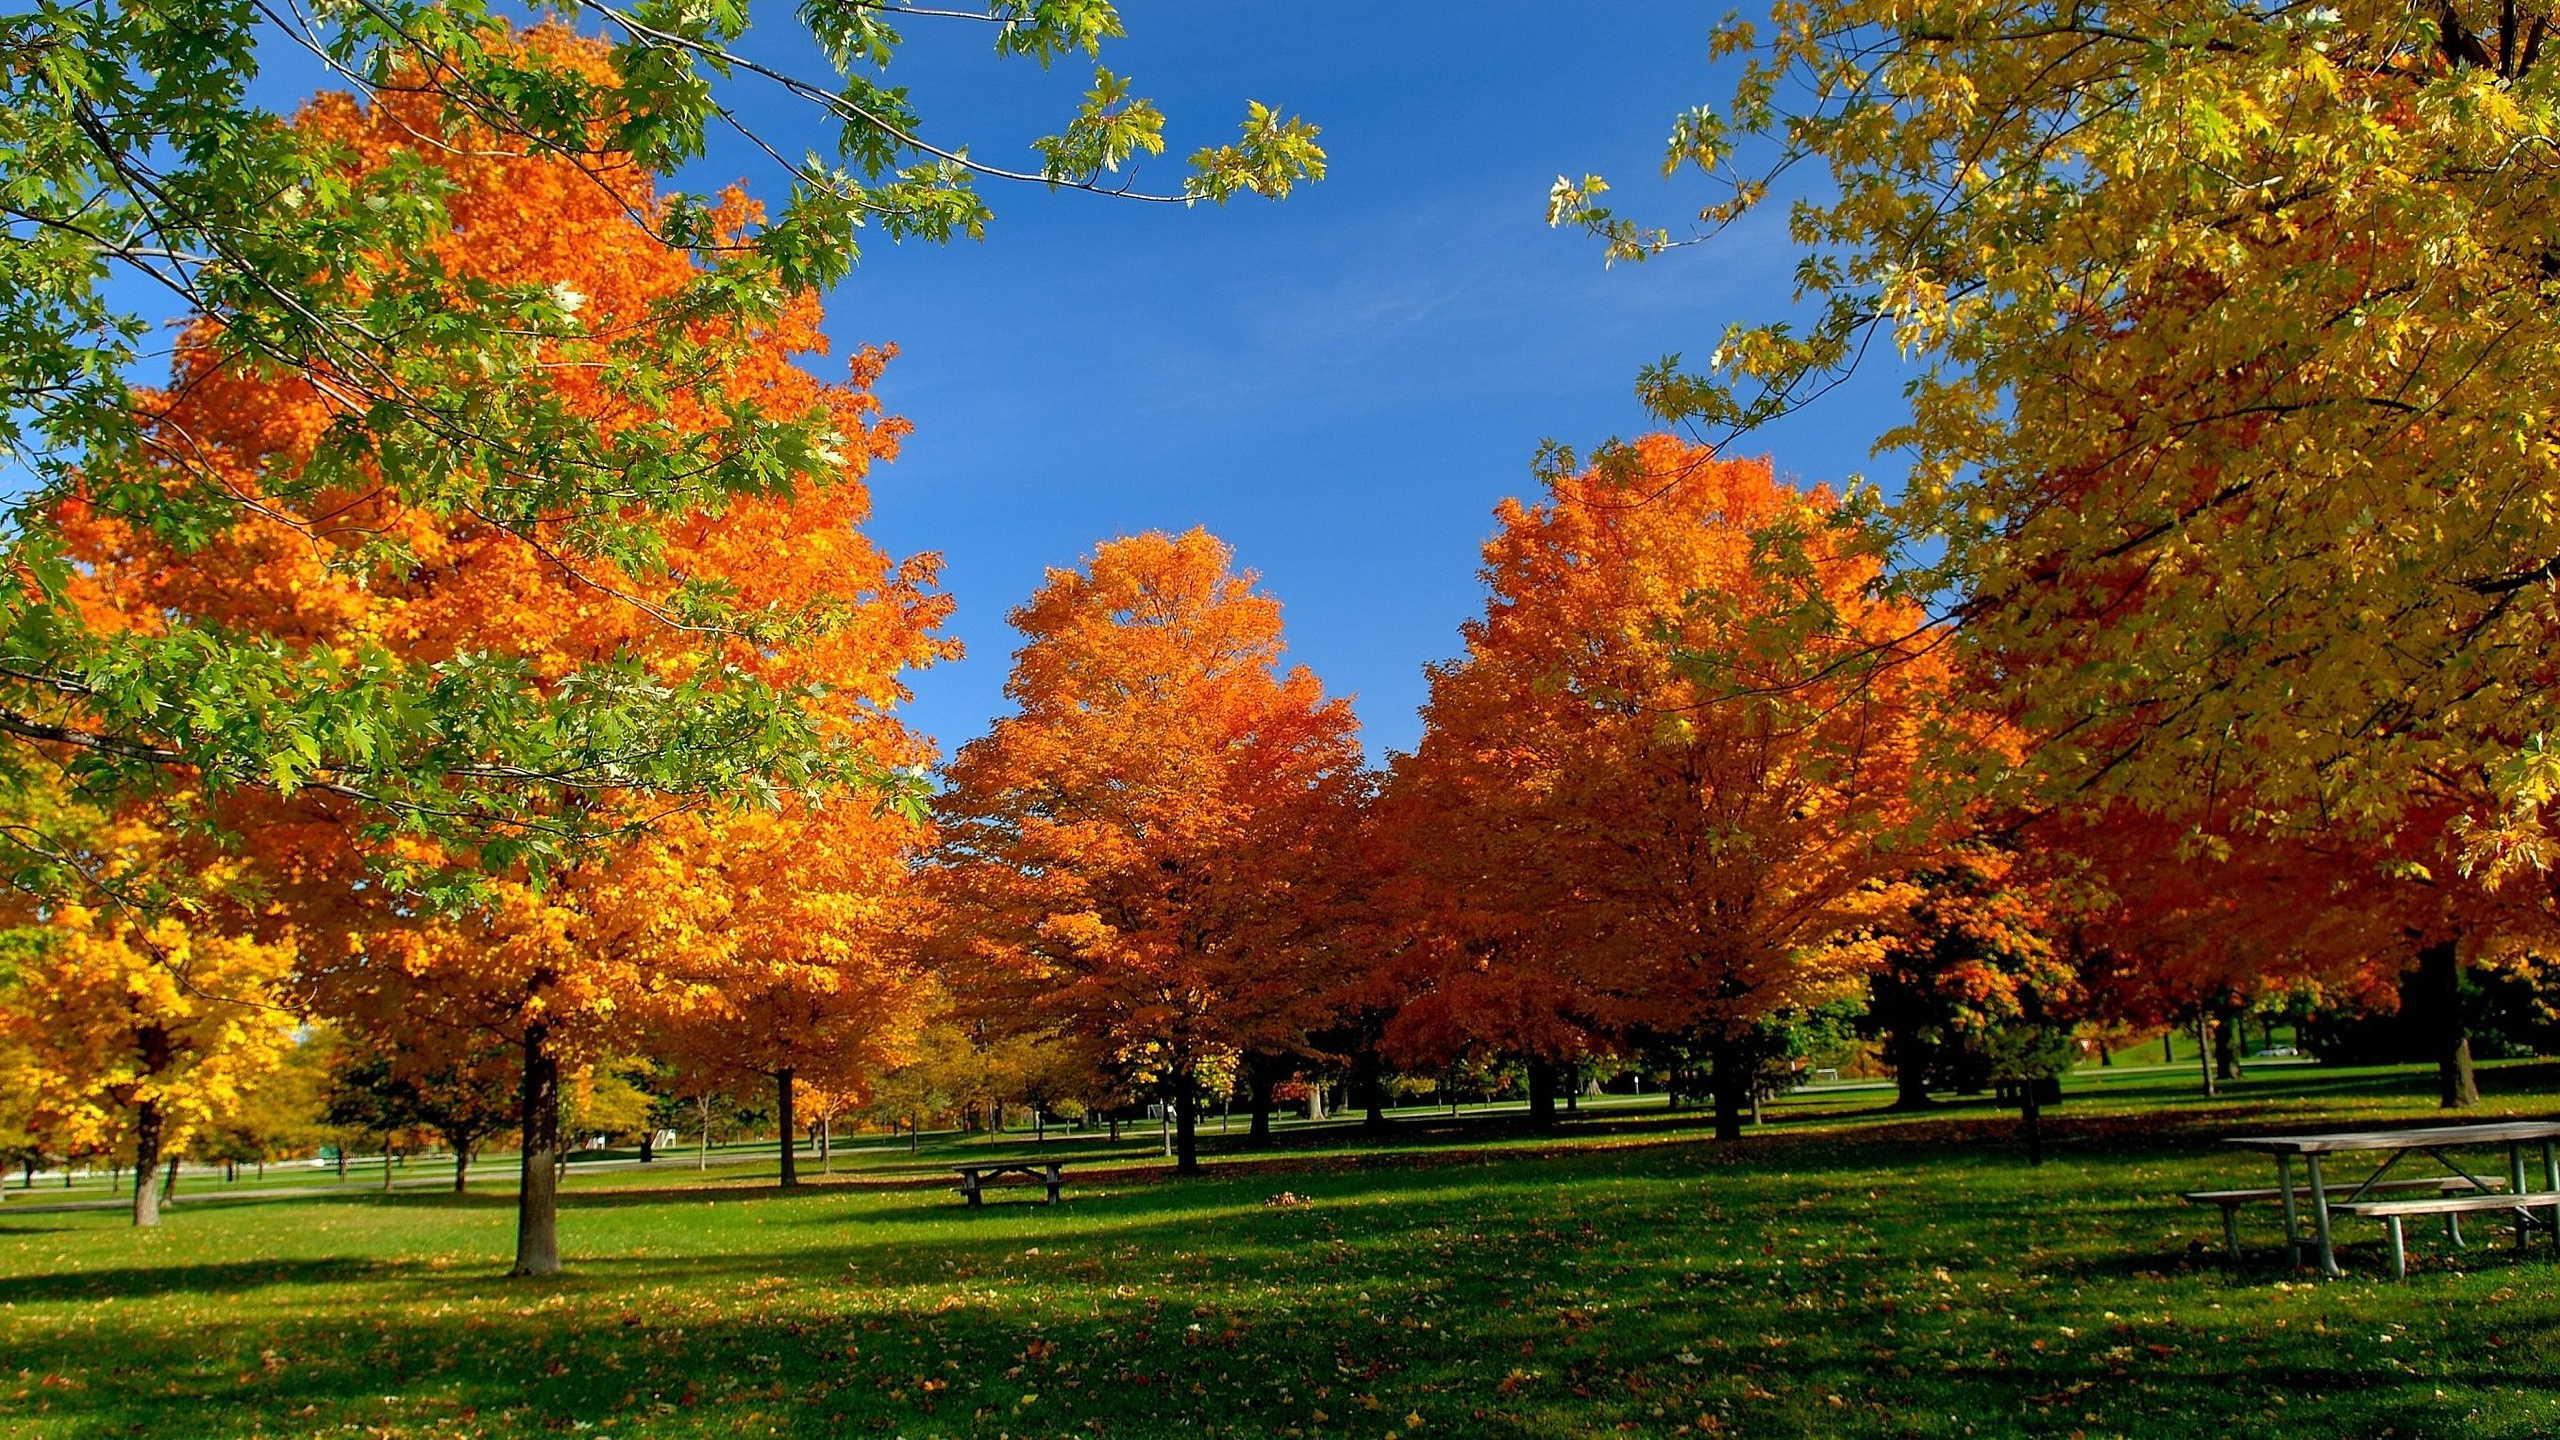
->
(638, 1129, 655, 1165)
(1245, 1056, 1279, 1146)
(2021, 1077, 2044, 1167)
(776, 1067, 799, 1187)
(2213, 1001, 2243, 1081)
(1886, 1027, 1935, 1110)
(2417, 938, 2482, 1108)
(1526, 1057, 1559, 1128)
(2195, 1013, 2217, 1098)
(382, 1136, 396, 1191)
(446, 1132, 474, 1193)
(1710, 1040, 1748, 1143)
(1172, 1083, 1200, 1174)
(1351, 1044, 1390, 1130)
(513, 1022, 563, 1277)
(131, 1099, 165, 1228)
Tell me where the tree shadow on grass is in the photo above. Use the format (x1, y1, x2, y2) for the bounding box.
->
(11, 1118, 2560, 1439)
(0, 1255, 397, 1304)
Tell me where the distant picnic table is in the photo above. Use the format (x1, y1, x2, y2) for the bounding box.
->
(954, 1160, 1066, 1208)
(2191, 1121, 2560, 1278)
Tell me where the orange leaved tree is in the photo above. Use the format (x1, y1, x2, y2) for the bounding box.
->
(932, 530, 1367, 1173)
(58, 38, 951, 1271)
(634, 800, 939, 1188)
(1385, 437, 1944, 1139)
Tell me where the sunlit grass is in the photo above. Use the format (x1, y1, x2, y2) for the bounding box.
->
(5, 1061, 2559, 1438)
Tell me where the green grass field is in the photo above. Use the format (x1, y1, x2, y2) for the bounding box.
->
(7, 1061, 2560, 1439)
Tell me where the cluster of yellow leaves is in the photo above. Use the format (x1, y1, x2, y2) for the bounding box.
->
(1626, 0, 2560, 951)
(0, 898, 296, 1160)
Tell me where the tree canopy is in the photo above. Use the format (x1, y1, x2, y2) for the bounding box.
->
(1552, 0, 2560, 903)
(0, 2, 1320, 880)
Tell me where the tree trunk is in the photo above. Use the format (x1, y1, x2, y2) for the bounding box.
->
(2021, 1077, 2044, 1167)
(1246, 1058, 1278, 1146)
(2161, 1031, 2173, 1063)
(1351, 1044, 1390, 1130)
(1172, 1084, 1200, 1174)
(1526, 1058, 1559, 1128)
(162, 1153, 180, 1204)
(131, 1100, 164, 1228)
(699, 1097, 711, 1171)
(821, 1115, 833, 1172)
(1886, 1027, 1935, 1110)
(776, 1068, 799, 1187)
(911, 1115, 921, 1154)
(382, 1137, 396, 1191)
(2417, 938, 2482, 1108)
(1710, 1041, 1747, 1143)
(513, 1022, 563, 1277)
(2214, 1001, 2244, 1081)
(639, 1129, 655, 1164)
(2195, 1013, 2217, 1098)
(447, 1132, 474, 1193)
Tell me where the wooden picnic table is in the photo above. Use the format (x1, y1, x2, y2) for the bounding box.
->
(954, 1160, 1066, 1208)
(2224, 1121, 2560, 1276)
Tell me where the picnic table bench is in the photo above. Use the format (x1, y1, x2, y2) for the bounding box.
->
(2215, 1121, 2560, 1277)
(2339, 1190, 2560, 1278)
(2182, 1175, 2502, 1260)
(955, 1160, 1066, 1208)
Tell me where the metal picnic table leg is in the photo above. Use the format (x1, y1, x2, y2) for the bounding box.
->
(2544, 1143, 2560, 1251)
(2278, 1154, 2303, 1267)
(2514, 1145, 2533, 1252)
(2306, 1155, 2341, 1277)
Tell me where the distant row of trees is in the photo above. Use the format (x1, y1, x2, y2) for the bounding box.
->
(9, 0, 2560, 1286)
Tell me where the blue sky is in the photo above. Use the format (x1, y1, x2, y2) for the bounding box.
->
(282, 5, 1909, 764)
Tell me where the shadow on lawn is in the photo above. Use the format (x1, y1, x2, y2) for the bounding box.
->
(11, 1117, 2560, 1439)
(0, 1255, 397, 1304)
